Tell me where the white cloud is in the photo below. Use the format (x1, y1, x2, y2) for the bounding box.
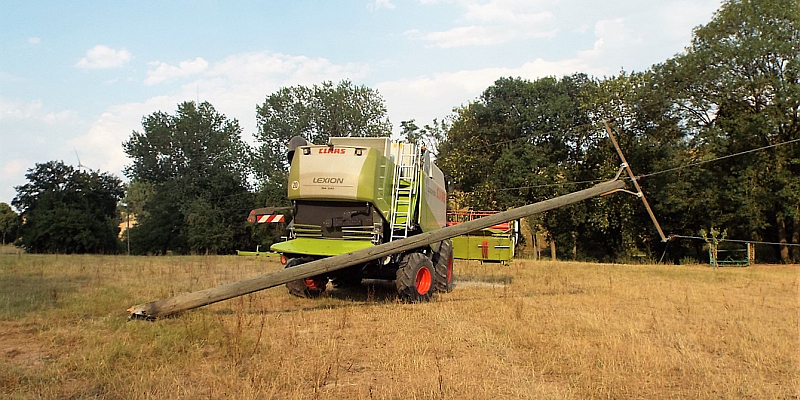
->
(410, 0, 555, 48)
(2, 158, 29, 177)
(658, 1, 720, 40)
(0, 99, 42, 121)
(207, 52, 368, 85)
(0, 158, 30, 206)
(145, 57, 209, 85)
(75, 45, 132, 69)
(376, 58, 603, 134)
(463, 1, 551, 24)
(69, 51, 372, 176)
(0, 72, 23, 85)
(577, 18, 644, 71)
(43, 110, 79, 124)
(0, 99, 78, 124)
(28, 37, 41, 44)
(412, 23, 555, 48)
(68, 96, 176, 176)
(370, 0, 396, 10)
(186, 52, 369, 137)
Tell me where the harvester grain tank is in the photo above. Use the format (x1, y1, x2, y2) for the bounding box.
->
(264, 136, 454, 301)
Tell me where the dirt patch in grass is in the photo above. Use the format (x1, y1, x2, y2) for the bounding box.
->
(0, 321, 50, 369)
(0, 245, 23, 255)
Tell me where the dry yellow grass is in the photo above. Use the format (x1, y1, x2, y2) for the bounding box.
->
(1, 254, 798, 399)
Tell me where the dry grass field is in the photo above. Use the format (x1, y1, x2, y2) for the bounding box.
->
(0, 252, 798, 399)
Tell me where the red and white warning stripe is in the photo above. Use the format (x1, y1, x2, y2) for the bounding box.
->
(256, 214, 285, 223)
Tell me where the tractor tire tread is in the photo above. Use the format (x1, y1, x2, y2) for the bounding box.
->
(396, 252, 434, 302)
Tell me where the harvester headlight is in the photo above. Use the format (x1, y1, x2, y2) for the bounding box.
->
(302, 147, 311, 155)
(355, 148, 363, 156)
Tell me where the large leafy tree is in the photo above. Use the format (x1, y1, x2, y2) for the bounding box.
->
(254, 80, 392, 190)
(439, 75, 596, 207)
(123, 101, 254, 254)
(438, 75, 637, 259)
(657, 0, 800, 262)
(12, 161, 124, 253)
(400, 118, 448, 156)
(0, 202, 21, 246)
(575, 71, 692, 260)
(436, 0, 799, 263)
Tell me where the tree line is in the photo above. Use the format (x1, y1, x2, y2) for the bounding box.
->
(431, 0, 799, 263)
(5, 0, 798, 262)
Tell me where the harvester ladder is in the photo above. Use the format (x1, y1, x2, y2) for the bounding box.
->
(389, 148, 419, 241)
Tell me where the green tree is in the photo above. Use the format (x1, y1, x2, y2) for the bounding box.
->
(123, 101, 254, 254)
(576, 71, 692, 260)
(400, 118, 448, 156)
(438, 75, 639, 259)
(12, 161, 124, 253)
(254, 80, 391, 188)
(0, 202, 21, 245)
(657, 0, 800, 262)
(123, 180, 155, 219)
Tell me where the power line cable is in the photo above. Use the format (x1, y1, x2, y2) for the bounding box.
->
(452, 136, 800, 197)
(668, 234, 800, 247)
(638, 137, 800, 179)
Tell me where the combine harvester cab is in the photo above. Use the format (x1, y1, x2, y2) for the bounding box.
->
(268, 136, 454, 301)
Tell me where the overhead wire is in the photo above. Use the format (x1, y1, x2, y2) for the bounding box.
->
(667, 235, 800, 247)
(637, 137, 800, 179)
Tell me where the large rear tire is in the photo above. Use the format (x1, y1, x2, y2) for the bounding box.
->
(432, 239, 455, 293)
(284, 257, 327, 298)
(396, 252, 434, 302)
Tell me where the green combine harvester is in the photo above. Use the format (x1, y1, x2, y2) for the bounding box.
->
(249, 136, 454, 301)
(128, 133, 628, 319)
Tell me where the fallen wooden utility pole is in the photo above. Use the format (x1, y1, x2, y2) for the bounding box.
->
(128, 179, 625, 320)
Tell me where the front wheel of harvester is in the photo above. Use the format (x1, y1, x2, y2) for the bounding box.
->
(396, 252, 434, 302)
(433, 239, 455, 293)
(284, 257, 327, 298)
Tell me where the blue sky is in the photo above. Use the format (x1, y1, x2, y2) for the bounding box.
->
(0, 0, 722, 207)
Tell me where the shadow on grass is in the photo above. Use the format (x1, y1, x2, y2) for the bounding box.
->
(0, 273, 91, 318)
(208, 280, 406, 317)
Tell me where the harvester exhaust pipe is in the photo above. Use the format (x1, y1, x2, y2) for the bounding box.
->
(128, 178, 625, 320)
(286, 136, 309, 164)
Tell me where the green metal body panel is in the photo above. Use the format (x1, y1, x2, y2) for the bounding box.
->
(451, 233, 515, 262)
(236, 250, 279, 257)
(271, 237, 375, 257)
(447, 211, 517, 262)
(237, 245, 280, 257)
(418, 167, 447, 233)
(708, 247, 751, 267)
(287, 145, 394, 222)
